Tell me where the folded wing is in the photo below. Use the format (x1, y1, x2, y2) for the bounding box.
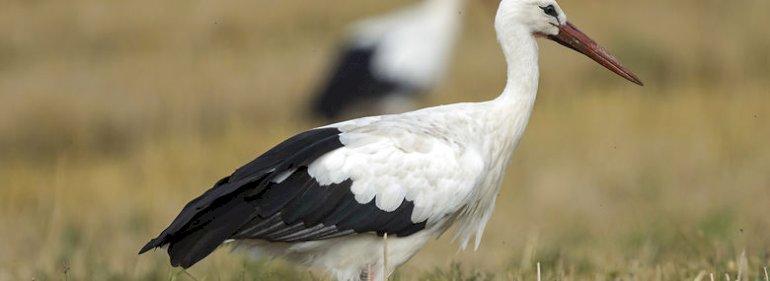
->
(139, 123, 483, 269)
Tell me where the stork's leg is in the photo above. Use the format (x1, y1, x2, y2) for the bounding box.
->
(367, 264, 374, 281)
(359, 265, 377, 281)
(359, 265, 371, 281)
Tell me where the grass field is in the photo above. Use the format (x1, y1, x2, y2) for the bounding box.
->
(1, 0, 769, 280)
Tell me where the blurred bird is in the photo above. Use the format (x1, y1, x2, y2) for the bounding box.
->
(140, 0, 642, 280)
(309, 0, 465, 120)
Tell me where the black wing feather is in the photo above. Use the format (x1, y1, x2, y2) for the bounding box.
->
(255, 169, 312, 217)
(138, 128, 342, 258)
(300, 183, 350, 226)
(139, 127, 427, 269)
(280, 179, 330, 225)
(167, 191, 257, 267)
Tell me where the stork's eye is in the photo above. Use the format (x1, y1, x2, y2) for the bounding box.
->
(540, 5, 558, 18)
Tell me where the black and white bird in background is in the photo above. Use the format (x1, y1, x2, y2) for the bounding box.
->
(309, 0, 465, 121)
(139, 0, 642, 280)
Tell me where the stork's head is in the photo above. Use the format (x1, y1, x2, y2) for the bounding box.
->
(496, 0, 643, 86)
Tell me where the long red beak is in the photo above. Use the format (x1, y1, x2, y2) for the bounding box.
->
(548, 22, 643, 86)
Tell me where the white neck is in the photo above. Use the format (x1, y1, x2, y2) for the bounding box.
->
(453, 23, 542, 250)
(494, 24, 540, 105)
(474, 23, 540, 162)
(480, 22, 542, 182)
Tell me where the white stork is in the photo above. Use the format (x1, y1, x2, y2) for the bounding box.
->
(140, 0, 642, 280)
(309, 0, 465, 120)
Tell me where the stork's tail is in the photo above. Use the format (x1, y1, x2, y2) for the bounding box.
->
(138, 178, 258, 268)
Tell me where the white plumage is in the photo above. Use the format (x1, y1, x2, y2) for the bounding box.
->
(141, 0, 642, 280)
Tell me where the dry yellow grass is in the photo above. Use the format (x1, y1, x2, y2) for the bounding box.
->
(0, 0, 769, 280)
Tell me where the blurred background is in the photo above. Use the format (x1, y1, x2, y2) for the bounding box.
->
(1, 0, 769, 280)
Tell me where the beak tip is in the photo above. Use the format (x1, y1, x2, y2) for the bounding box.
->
(628, 74, 644, 86)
